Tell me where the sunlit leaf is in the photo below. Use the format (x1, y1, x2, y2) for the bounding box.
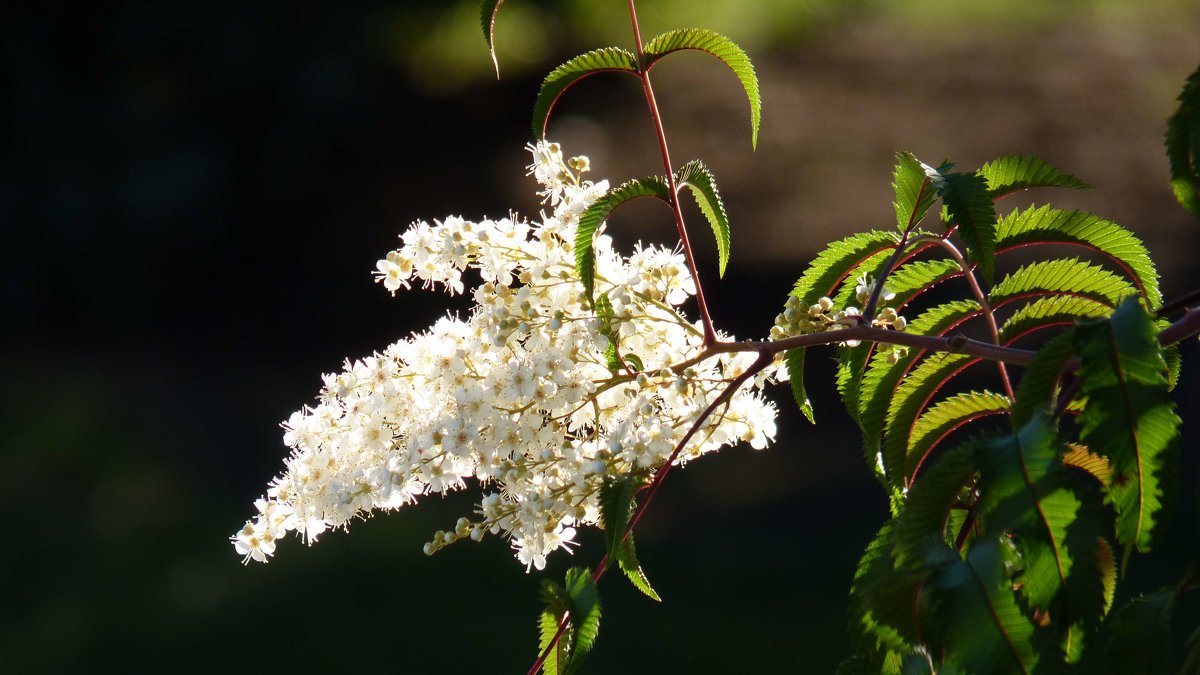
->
(980, 154, 1090, 199)
(534, 48, 638, 140)
(893, 151, 938, 233)
(576, 176, 672, 305)
(675, 159, 731, 276)
(1165, 64, 1200, 216)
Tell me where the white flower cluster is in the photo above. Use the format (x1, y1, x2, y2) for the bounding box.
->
(771, 273, 907, 360)
(232, 142, 778, 570)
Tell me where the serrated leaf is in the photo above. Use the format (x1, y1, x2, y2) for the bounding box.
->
(785, 348, 815, 424)
(480, 0, 505, 77)
(939, 171, 998, 284)
(975, 415, 1107, 663)
(1075, 298, 1180, 552)
(598, 476, 660, 601)
(1010, 330, 1074, 428)
(675, 159, 731, 276)
(922, 540, 1040, 675)
(1062, 444, 1113, 485)
(859, 300, 981, 479)
(1096, 537, 1116, 615)
(907, 391, 1010, 480)
(537, 579, 570, 675)
(594, 294, 622, 371)
(561, 567, 601, 675)
(995, 205, 1161, 308)
(642, 28, 761, 149)
(990, 259, 1137, 310)
(790, 230, 899, 305)
(893, 152, 939, 233)
(893, 442, 976, 566)
(1165, 65, 1200, 216)
(882, 352, 974, 487)
(533, 48, 639, 140)
(998, 296, 1110, 347)
(1106, 590, 1176, 675)
(576, 176, 672, 305)
(850, 523, 923, 652)
(980, 154, 1091, 198)
(616, 533, 660, 602)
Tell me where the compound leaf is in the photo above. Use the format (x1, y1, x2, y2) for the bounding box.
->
(939, 171, 998, 284)
(576, 176, 672, 305)
(534, 48, 638, 140)
(980, 154, 1091, 199)
(675, 159, 731, 277)
(893, 151, 939, 232)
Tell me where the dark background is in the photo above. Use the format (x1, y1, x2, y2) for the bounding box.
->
(4, 1, 1199, 672)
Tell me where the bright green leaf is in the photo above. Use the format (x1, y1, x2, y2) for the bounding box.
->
(790, 230, 898, 305)
(576, 176, 672, 305)
(1165, 64, 1200, 216)
(534, 48, 638, 140)
(893, 152, 938, 233)
(882, 353, 974, 487)
(979, 154, 1090, 199)
(990, 259, 1136, 310)
(785, 348, 815, 424)
(1010, 330, 1074, 428)
(939, 171, 998, 285)
(480, 0, 505, 77)
(643, 28, 761, 149)
(561, 567, 601, 675)
(675, 159, 731, 276)
(906, 391, 1009, 480)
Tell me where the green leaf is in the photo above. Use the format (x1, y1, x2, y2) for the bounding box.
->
(1165, 64, 1200, 216)
(575, 176, 672, 305)
(480, 0, 505, 77)
(1074, 298, 1180, 552)
(995, 205, 1161, 308)
(882, 352, 974, 487)
(859, 300, 981, 478)
(594, 294, 622, 371)
(907, 391, 1010, 481)
(990, 259, 1137, 310)
(974, 415, 1107, 663)
(938, 171, 998, 284)
(979, 154, 1091, 198)
(561, 567, 601, 675)
(893, 152, 939, 233)
(642, 28, 761, 149)
(675, 159, 731, 277)
(533, 48, 639, 140)
(598, 477, 660, 601)
(850, 523, 923, 652)
(922, 540, 1040, 675)
(1010, 330, 1074, 428)
(893, 442, 976, 566)
(538, 579, 570, 674)
(1062, 444, 1114, 486)
(790, 230, 898, 305)
(1105, 590, 1176, 675)
(785, 348, 815, 424)
(998, 295, 1110, 346)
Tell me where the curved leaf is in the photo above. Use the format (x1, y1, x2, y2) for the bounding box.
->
(1062, 444, 1114, 485)
(575, 176, 672, 305)
(893, 151, 938, 233)
(907, 391, 1010, 480)
(980, 154, 1091, 199)
(642, 28, 761, 149)
(1165, 64, 1200, 216)
(894, 441, 976, 566)
(998, 295, 1110, 346)
(882, 353, 975, 486)
(1075, 298, 1180, 552)
(995, 205, 1161, 308)
(790, 230, 899, 305)
(559, 567, 601, 675)
(480, 0, 505, 76)
(922, 540, 1039, 675)
(598, 476, 659, 601)
(990, 259, 1137, 309)
(533, 48, 639, 140)
(675, 159, 731, 277)
(851, 523, 927, 653)
(859, 300, 981, 477)
(785, 348, 815, 424)
(939, 171, 998, 284)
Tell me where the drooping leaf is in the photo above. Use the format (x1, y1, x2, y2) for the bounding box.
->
(790, 230, 899, 305)
(561, 567, 601, 675)
(785, 348, 815, 424)
(989, 259, 1136, 310)
(974, 415, 1107, 663)
(1075, 298, 1180, 552)
(1010, 330, 1074, 428)
(642, 28, 761, 149)
(598, 476, 660, 601)
(882, 352, 975, 486)
(922, 539, 1040, 675)
(998, 296, 1110, 346)
(859, 300, 981, 476)
(995, 205, 1161, 308)
(906, 391, 1010, 480)
(675, 159, 731, 276)
(1105, 590, 1176, 675)
(980, 154, 1091, 199)
(594, 294, 622, 370)
(537, 579, 570, 674)
(1165, 64, 1200, 216)
(533, 48, 639, 140)
(893, 442, 976, 566)
(938, 171, 998, 284)
(575, 176, 672, 305)
(850, 523, 923, 652)
(893, 152, 939, 233)
(480, 0, 505, 77)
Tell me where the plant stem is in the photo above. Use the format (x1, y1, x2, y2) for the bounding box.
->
(627, 0, 718, 347)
